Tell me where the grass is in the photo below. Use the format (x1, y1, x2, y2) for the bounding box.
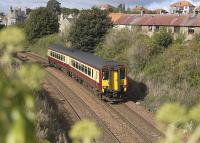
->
(35, 90, 68, 143)
(27, 34, 64, 58)
(96, 29, 200, 111)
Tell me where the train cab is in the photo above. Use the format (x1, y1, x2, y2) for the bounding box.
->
(101, 66, 128, 101)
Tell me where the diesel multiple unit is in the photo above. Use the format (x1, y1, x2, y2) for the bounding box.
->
(48, 45, 128, 101)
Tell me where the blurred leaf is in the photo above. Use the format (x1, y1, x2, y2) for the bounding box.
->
(156, 103, 187, 124)
(69, 120, 101, 143)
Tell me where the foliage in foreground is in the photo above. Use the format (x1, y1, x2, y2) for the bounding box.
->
(156, 103, 200, 143)
(0, 27, 44, 143)
(69, 120, 101, 143)
(69, 8, 113, 52)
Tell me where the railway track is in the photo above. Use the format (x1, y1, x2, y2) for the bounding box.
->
(18, 52, 120, 143)
(19, 52, 164, 143)
(47, 71, 121, 143)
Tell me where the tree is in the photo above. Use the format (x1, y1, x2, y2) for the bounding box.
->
(47, 0, 61, 15)
(152, 28, 173, 48)
(117, 3, 126, 12)
(69, 8, 113, 52)
(25, 7, 59, 41)
(61, 8, 79, 15)
(0, 24, 5, 30)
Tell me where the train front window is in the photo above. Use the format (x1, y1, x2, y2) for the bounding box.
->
(120, 69, 125, 79)
(102, 71, 109, 80)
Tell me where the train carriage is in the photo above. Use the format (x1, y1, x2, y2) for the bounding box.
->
(48, 45, 128, 102)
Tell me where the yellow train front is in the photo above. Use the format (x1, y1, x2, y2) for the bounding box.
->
(100, 66, 128, 102)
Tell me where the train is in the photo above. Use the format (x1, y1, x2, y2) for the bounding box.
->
(47, 45, 128, 102)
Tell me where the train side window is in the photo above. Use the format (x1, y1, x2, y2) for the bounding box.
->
(78, 63, 81, 70)
(88, 68, 91, 76)
(102, 71, 109, 80)
(63, 56, 65, 62)
(92, 69, 93, 78)
(84, 66, 87, 74)
(120, 68, 125, 79)
(81, 65, 84, 72)
(75, 62, 78, 69)
(72, 60, 75, 67)
(53, 52, 55, 57)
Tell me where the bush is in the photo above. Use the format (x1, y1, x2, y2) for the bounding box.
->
(152, 28, 173, 52)
(96, 27, 200, 110)
(27, 34, 64, 57)
(25, 7, 59, 41)
(69, 8, 112, 52)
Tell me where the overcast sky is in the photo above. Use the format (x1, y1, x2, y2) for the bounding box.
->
(1, 0, 200, 13)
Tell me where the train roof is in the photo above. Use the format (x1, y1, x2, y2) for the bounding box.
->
(49, 45, 120, 69)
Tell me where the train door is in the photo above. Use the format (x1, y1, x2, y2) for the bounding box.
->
(111, 70, 119, 91)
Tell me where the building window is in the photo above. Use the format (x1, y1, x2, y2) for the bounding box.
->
(148, 26, 152, 31)
(155, 26, 159, 32)
(174, 26, 180, 33)
(188, 27, 195, 34)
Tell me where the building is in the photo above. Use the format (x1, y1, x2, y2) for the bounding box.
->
(96, 4, 115, 10)
(170, 0, 195, 14)
(6, 6, 27, 26)
(59, 13, 77, 35)
(109, 13, 200, 40)
(0, 13, 6, 25)
(194, 6, 200, 14)
(132, 5, 148, 14)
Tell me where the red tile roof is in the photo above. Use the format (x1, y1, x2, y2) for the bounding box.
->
(194, 6, 200, 11)
(110, 13, 200, 27)
(170, 0, 194, 7)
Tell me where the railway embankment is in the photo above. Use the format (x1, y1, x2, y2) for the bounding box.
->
(18, 52, 164, 143)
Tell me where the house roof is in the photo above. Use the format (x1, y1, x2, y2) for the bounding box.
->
(170, 0, 194, 7)
(109, 13, 124, 23)
(110, 13, 200, 27)
(49, 45, 120, 69)
(194, 6, 200, 11)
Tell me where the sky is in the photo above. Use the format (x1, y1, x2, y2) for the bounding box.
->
(1, 0, 200, 13)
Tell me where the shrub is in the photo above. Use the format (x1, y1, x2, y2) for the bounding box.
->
(25, 7, 59, 41)
(27, 34, 64, 57)
(152, 28, 173, 52)
(69, 8, 112, 52)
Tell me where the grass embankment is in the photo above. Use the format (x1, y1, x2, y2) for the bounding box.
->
(36, 90, 69, 143)
(96, 29, 200, 111)
(27, 34, 64, 57)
